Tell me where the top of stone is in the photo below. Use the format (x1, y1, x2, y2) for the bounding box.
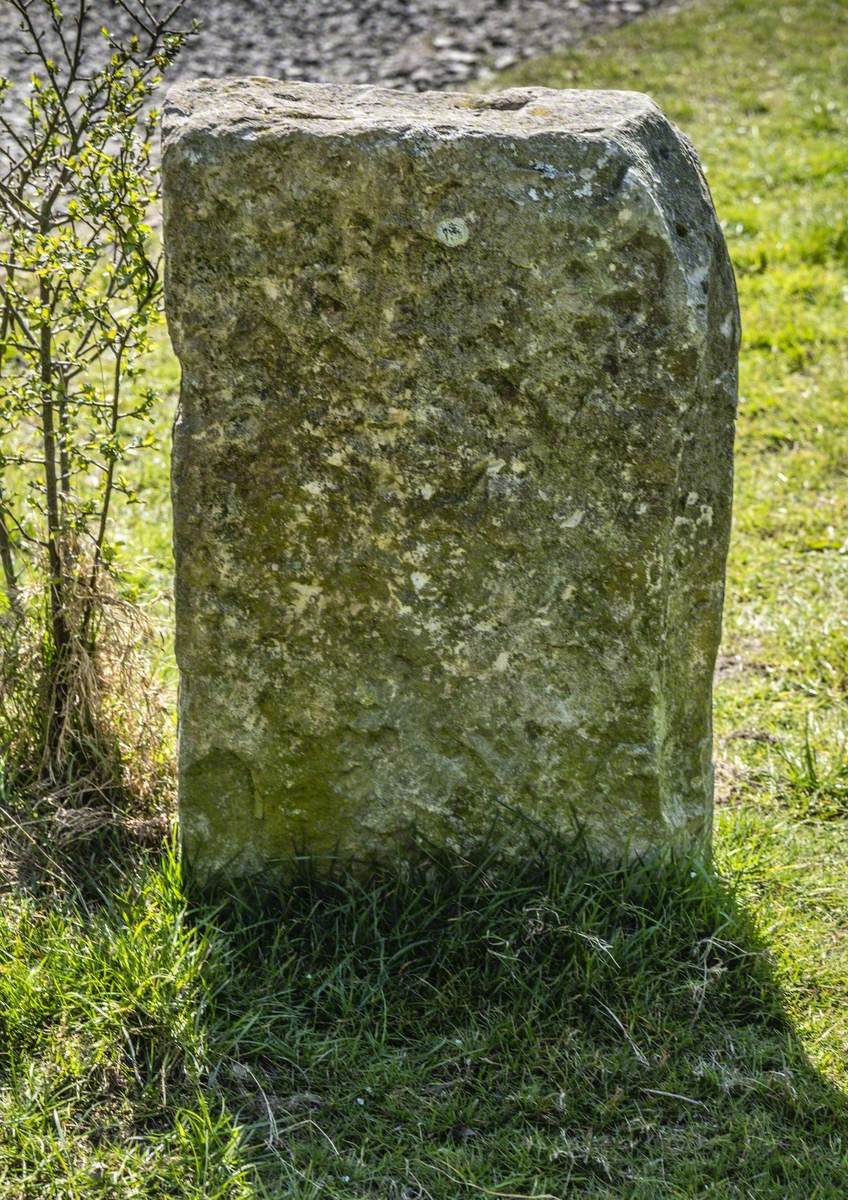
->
(163, 79, 659, 143)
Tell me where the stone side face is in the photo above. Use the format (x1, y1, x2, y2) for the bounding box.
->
(162, 81, 739, 877)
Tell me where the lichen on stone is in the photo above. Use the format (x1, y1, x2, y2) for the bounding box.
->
(163, 80, 739, 878)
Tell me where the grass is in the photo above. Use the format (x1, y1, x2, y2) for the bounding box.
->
(1, 838, 845, 1199)
(1, 0, 847, 1194)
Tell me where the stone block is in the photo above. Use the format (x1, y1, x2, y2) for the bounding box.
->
(162, 80, 739, 876)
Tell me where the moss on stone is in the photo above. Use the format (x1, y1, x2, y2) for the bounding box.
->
(163, 81, 738, 877)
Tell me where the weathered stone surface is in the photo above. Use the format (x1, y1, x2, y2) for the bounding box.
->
(163, 80, 739, 877)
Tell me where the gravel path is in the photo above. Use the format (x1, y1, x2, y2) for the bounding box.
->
(1, 0, 683, 92)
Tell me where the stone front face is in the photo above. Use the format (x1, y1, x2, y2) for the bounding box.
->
(163, 80, 739, 877)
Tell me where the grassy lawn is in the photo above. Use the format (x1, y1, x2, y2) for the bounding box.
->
(1, 0, 847, 1195)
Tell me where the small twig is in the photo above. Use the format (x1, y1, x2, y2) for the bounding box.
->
(641, 1087, 706, 1108)
(429, 1163, 560, 1200)
(597, 1001, 649, 1067)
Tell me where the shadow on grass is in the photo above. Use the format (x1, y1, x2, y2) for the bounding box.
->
(0, 817, 846, 1198)
(187, 826, 848, 1199)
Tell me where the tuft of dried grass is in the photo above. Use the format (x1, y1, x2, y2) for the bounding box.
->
(0, 566, 175, 889)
